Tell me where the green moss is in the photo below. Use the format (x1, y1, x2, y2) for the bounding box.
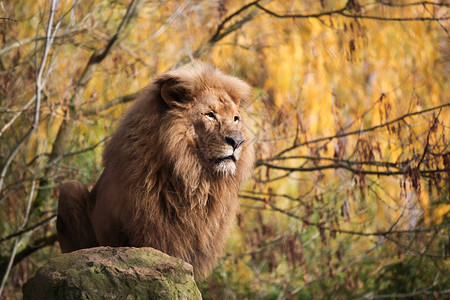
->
(23, 247, 201, 300)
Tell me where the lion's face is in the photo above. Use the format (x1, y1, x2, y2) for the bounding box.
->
(157, 63, 253, 178)
(188, 89, 245, 176)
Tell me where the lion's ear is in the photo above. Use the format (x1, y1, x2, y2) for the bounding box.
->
(160, 79, 191, 108)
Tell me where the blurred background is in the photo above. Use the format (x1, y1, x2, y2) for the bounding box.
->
(0, 0, 449, 298)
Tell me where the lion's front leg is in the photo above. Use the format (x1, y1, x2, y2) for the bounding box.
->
(56, 180, 98, 252)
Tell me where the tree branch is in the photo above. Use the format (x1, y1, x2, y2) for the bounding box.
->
(418, 109, 442, 169)
(255, 2, 450, 22)
(209, 0, 261, 43)
(0, 234, 58, 280)
(174, 0, 261, 67)
(0, 215, 56, 243)
(0, 0, 59, 192)
(0, 17, 17, 22)
(90, 0, 263, 113)
(339, 11, 450, 21)
(259, 155, 404, 168)
(85, 91, 140, 116)
(240, 193, 450, 237)
(375, 1, 450, 8)
(257, 161, 448, 176)
(37, 0, 145, 200)
(274, 103, 450, 158)
(256, 3, 346, 19)
(0, 97, 35, 138)
(0, 28, 86, 56)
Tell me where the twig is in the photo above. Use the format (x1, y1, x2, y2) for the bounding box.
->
(174, 0, 261, 67)
(255, 2, 450, 22)
(0, 0, 59, 193)
(274, 103, 450, 158)
(0, 215, 56, 243)
(375, 1, 449, 8)
(0, 28, 86, 56)
(0, 97, 35, 138)
(0, 180, 37, 296)
(339, 12, 450, 21)
(0, 234, 58, 279)
(89, 0, 263, 110)
(209, 0, 261, 43)
(240, 194, 450, 237)
(358, 288, 450, 299)
(417, 109, 442, 169)
(84, 91, 140, 116)
(34, 0, 145, 210)
(0, 17, 17, 22)
(291, 239, 385, 295)
(257, 161, 448, 176)
(259, 155, 403, 168)
(256, 3, 346, 19)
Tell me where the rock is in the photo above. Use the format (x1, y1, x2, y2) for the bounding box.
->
(22, 247, 202, 300)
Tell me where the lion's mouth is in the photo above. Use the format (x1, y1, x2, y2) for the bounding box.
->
(214, 155, 236, 164)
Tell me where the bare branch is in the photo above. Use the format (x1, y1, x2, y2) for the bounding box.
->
(43, 0, 145, 176)
(386, 235, 447, 258)
(89, 0, 263, 113)
(257, 161, 448, 176)
(418, 109, 442, 169)
(174, 0, 261, 67)
(358, 288, 450, 299)
(256, 3, 346, 19)
(274, 103, 450, 158)
(0, 28, 86, 56)
(76, 0, 144, 89)
(0, 97, 35, 138)
(0, 17, 16, 22)
(291, 239, 386, 295)
(0, 0, 59, 192)
(241, 193, 450, 237)
(339, 11, 450, 21)
(209, 0, 261, 43)
(259, 155, 403, 168)
(85, 91, 140, 116)
(255, 2, 450, 22)
(375, 1, 450, 8)
(0, 179, 37, 296)
(0, 234, 58, 280)
(0, 215, 56, 243)
(0, 238, 20, 296)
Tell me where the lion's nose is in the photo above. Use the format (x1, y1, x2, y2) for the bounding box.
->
(225, 131, 244, 149)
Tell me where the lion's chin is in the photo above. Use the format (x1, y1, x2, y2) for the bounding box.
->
(214, 158, 237, 177)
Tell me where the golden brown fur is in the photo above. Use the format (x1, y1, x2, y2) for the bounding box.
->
(57, 63, 254, 279)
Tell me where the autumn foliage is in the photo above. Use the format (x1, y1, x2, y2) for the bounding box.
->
(0, 0, 449, 298)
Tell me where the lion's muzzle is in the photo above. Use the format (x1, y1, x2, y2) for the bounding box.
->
(225, 130, 244, 150)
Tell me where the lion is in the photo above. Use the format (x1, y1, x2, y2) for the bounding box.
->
(57, 62, 254, 279)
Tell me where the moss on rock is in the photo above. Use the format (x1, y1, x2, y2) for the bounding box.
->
(22, 247, 201, 300)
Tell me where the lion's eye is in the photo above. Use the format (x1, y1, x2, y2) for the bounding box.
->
(205, 112, 216, 120)
(234, 115, 239, 123)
